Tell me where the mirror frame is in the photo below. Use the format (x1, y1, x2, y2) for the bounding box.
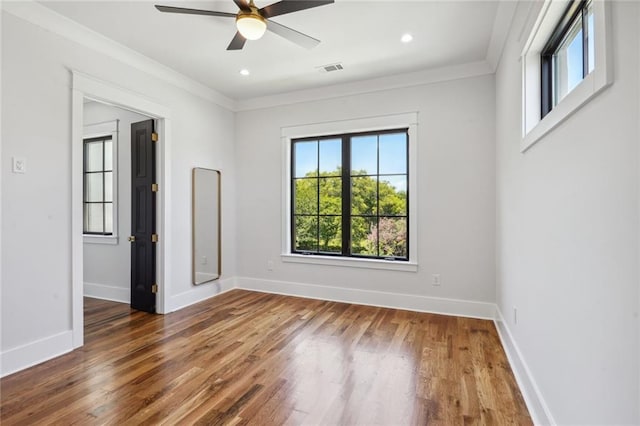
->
(192, 167, 221, 285)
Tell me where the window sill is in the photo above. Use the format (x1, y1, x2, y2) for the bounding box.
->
(281, 254, 418, 272)
(521, 70, 612, 152)
(83, 235, 118, 245)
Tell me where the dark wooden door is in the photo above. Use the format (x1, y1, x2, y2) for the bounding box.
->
(130, 119, 156, 313)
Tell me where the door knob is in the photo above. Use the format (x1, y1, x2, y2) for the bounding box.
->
(128, 236, 136, 242)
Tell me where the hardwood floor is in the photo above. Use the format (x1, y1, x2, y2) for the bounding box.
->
(1, 290, 532, 425)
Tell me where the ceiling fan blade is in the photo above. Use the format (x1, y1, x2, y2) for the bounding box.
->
(232, 0, 250, 11)
(266, 19, 320, 49)
(155, 5, 236, 18)
(260, 0, 334, 19)
(227, 32, 247, 50)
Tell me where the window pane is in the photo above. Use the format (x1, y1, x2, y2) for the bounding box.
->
(85, 141, 103, 172)
(351, 135, 377, 175)
(294, 216, 318, 252)
(378, 217, 407, 258)
(351, 216, 377, 256)
(587, 4, 595, 73)
(85, 173, 104, 202)
(379, 175, 407, 215)
(319, 139, 341, 176)
(104, 203, 113, 234)
(553, 16, 583, 105)
(379, 133, 407, 174)
(351, 176, 377, 216)
(294, 141, 318, 178)
(319, 177, 341, 215)
(104, 139, 113, 171)
(104, 172, 113, 202)
(319, 216, 341, 253)
(84, 203, 104, 233)
(294, 179, 317, 214)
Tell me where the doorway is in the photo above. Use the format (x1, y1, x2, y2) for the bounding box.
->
(71, 71, 172, 349)
(82, 100, 152, 304)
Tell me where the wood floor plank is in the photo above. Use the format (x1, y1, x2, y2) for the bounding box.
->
(0, 290, 532, 425)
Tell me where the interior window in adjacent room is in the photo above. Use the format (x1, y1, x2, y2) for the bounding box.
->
(83, 135, 115, 236)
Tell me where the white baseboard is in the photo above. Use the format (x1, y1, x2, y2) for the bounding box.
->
(1, 330, 74, 378)
(84, 282, 130, 303)
(494, 308, 555, 425)
(168, 277, 236, 313)
(235, 277, 496, 320)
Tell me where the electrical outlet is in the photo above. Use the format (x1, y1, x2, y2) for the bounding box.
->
(201, 256, 207, 265)
(513, 307, 518, 325)
(267, 260, 274, 271)
(431, 274, 441, 286)
(12, 157, 26, 174)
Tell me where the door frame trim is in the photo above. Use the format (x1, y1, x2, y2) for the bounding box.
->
(71, 71, 172, 348)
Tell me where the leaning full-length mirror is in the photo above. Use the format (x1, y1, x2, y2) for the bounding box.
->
(192, 168, 221, 284)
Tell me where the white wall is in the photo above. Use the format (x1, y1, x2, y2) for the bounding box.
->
(0, 2, 4, 378)
(82, 101, 149, 303)
(235, 74, 497, 312)
(1, 11, 236, 375)
(495, 1, 639, 424)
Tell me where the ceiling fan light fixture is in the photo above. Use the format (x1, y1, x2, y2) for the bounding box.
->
(236, 12, 267, 40)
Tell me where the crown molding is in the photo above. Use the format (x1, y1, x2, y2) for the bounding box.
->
(235, 60, 494, 112)
(486, 0, 519, 72)
(2, 0, 517, 113)
(1, 1, 236, 111)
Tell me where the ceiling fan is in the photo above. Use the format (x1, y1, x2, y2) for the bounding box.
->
(155, 0, 334, 51)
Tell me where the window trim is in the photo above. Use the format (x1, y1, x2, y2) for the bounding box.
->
(521, 0, 612, 152)
(83, 120, 119, 244)
(281, 113, 418, 272)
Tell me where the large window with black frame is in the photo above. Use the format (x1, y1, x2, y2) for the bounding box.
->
(83, 136, 114, 235)
(291, 129, 408, 260)
(541, 0, 594, 118)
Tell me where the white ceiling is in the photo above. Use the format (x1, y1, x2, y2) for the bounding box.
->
(39, 0, 504, 101)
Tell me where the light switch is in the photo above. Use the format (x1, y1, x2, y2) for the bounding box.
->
(12, 157, 26, 174)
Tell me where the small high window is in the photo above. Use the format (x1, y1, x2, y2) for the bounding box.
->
(521, 0, 610, 151)
(541, 0, 594, 117)
(83, 136, 114, 235)
(291, 129, 409, 261)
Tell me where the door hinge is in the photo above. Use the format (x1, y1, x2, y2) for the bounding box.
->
(151, 183, 158, 192)
(151, 234, 158, 243)
(151, 284, 158, 293)
(151, 132, 158, 142)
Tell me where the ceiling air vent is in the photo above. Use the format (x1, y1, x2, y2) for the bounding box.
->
(317, 63, 344, 73)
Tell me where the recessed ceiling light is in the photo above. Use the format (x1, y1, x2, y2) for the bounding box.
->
(240, 69, 250, 76)
(401, 34, 413, 43)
